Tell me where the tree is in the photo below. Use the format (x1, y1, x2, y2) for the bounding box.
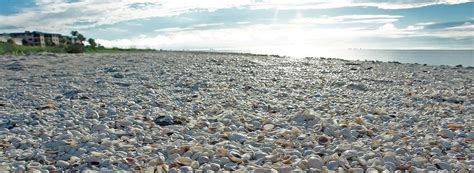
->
(70, 31, 86, 45)
(71, 31, 78, 37)
(77, 34, 86, 44)
(7, 39, 15, 44)
(87, 38, 97, 49)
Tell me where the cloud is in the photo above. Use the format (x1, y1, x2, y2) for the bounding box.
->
(291, 15, 403, 24)
(97, 19, 473, 50)
(0, 0, 471, 31)
(343, 0, 472, 9)
(249, 0, 472, 9)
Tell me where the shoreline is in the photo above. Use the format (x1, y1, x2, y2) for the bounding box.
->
(1, 52, 473, 172)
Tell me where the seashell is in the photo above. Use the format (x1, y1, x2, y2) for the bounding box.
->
(291, 127, 301, 135)
(90, 151, 106, 157)
(325, 153, 341, 162)
(355, 117, 364, 125)
(46, 150, 59, 154)
(317, 135, 330, 145)
(62, 139, 77, 146)
(216, 146, 228, 157)
(175, 157, 192, 166)
(0, 141, 11, 148)
(339, 119, 349, 127)
(263, 124, 275, 131)
(228, 152, 243, 164)
(281, 155, 293, 164)
(275, 139, 292, 148)
(447, 123, 463, 130)
(296, 159, 309, 170)
(36, 103, 55, 110)
(180, 144, 192, 153)
(464, 138, 473, 143)
(397, 162, 412, 170)
(126, 157, 137, 165)
(27, 162, 42, 170)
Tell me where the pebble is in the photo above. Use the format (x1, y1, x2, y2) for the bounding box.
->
(179, 166, 193, 173)
(308, 157, 323, 169)
(0, 53, 471, 172)
(439, 129, 455, 138)
(435, 162, 452, 170)
(55, 160, 70, 168)
(349, 168, 364, 173)
(229, 132, 248, 143)
(254, 167, 275, 173)
(155, 115, 184, 126)
(326, 161, 339, 170)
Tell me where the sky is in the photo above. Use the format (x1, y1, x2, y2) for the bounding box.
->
(0, 0, 473, 52)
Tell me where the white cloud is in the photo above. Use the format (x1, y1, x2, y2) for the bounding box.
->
(291, 15, 403, 24)
(341, 0, 472, 9)
(0, 0, 471, 31)
(98, 20, 474, 50)
(445, 22, 474, 30)
(249, 0, 472, 10)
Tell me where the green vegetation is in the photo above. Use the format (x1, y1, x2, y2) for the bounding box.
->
(0, 42, 66, 54)
(0, 31, 154, 55)
(0, 42, 155, 55)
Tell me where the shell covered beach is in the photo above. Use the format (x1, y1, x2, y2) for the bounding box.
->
(0, 52, 473, 173)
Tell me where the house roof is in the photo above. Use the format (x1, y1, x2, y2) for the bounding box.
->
(8, 31, 65, 36)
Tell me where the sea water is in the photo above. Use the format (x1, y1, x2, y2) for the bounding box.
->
(220, 48, 474, 66)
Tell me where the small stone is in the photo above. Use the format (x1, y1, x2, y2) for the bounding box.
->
(349, 168, 364, 173)
(168, 168, 179, 173)
(263, 124, 275, 131)
(113, 73, 125, 78)
(347, 83, 368, 91)
(254, 167, 273, 173)
(384, 162, 396, 172)
(411, 167, 426, 173)
(435, 162, 451, 171)
(179, 166, 193, 173)
(431, 147, 442, 156)
(223, 162, 237, 171)
(326, 161, 339, 170)
(279, 165, 292, 173)
(308, 168, 321, 173)
(155, 115, 184, 126)
(341, 150, 358, 158)
(308, 157, 323, 169)
(383, 155, 400, 166)
(55, 160, 70, 168)
(439, 129, 455, 138)
(412, 156, 427, 168)
(210, 163, 220, 171)
(341, 128, 353, 139)
(197, 156, 209, 164)
(85, 109, 99, 119)
(229, 132, 247, 143)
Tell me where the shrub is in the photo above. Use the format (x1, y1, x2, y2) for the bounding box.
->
(65, 44, 85, 53)
(0, 43, 16, 54)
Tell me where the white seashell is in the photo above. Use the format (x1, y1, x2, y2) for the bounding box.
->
(263, 124, 275, 131)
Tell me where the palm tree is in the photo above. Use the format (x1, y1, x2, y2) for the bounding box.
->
(71, 31, 78, 37)
(77, 34, 86, 45)
(88, 38, 97, 49)
(70, 31, 86, 45)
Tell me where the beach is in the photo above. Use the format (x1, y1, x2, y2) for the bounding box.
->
(0, 52, 473, 172)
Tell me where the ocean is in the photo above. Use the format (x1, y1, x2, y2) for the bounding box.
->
(221, 49, 474, 67)
(307, 49, 474, 67)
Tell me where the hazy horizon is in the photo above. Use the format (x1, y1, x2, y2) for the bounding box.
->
(1, 0, 473, 51)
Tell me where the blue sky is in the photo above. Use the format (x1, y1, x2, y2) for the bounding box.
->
(0, 0, 473, 51)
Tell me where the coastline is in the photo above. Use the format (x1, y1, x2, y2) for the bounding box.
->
(1, 52, 472, 172)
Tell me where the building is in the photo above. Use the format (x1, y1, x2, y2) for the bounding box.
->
(0, 33, 23, 45)
(0, 31, 81, 47)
